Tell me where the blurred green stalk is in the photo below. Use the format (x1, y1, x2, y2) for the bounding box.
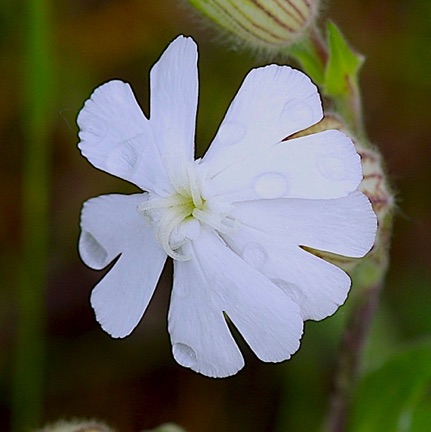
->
(12, 0, 54, 430)
(277, 24, 393, 432)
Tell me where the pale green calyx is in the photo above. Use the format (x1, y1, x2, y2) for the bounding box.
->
(187, 0, 319, 50)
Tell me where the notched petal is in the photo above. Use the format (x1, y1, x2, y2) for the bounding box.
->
(168, 229, 303, 377)
(203, 65, 322, 173)
(149, 35, 198, 163)
(77, 81, 173, 193)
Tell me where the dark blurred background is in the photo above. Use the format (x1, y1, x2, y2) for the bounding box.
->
(1, 1, 430, 431)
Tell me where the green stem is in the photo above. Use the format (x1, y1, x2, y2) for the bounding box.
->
(323, 281, 383, 432)
(323, 212, 392, 432)
(331, 75, 366, 141)
(285, 28, 328, 86)
(12, 0, 54, 430)
(286, 23, 392, 432)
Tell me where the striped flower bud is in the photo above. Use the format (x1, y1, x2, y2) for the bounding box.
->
(187, 0, 319, 50)
(310, 115, 393, 232)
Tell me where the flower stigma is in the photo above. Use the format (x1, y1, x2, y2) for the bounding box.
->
(137, 161, 236, 261)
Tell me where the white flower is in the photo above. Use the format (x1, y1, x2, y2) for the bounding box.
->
(77, 35, 377, 378)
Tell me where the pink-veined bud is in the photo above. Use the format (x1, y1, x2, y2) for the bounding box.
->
(288, 114, 394, 276)
(187, 0, 320, 50)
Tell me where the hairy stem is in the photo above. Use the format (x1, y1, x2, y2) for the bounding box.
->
(324, 281, 383, 432)
(293, 24, 393, 432)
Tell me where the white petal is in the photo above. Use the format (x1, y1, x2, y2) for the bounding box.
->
(149, 35, 197, 175)
(203, 65, 322, 174)
(168, 228, 303, 377)
(77, 80, 172, 194)
(221, 205, 354, 320)
(205, 129, 362, 203)
(231, 191, 377, 258)
(273, 247, 352, 321)
(77, 36, 199, 193)
(79, 194, 167, 337)
(169, 261, 245, 378)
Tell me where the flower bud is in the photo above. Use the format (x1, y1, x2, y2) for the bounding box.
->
(309, 115, 393, 231)
(36, 419, 115, 432)
(288, 114, 394, 276)
(187, 0, 320, 50)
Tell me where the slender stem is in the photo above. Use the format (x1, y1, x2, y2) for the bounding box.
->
(323, 206, 392, 432)
(284, 28, 328, 86)
(331, 75, 366, 141)
(323, 281, 383, 432)
(285, 24, 392, 432)
(309, 27, 329, 67)
(12, 0, 54, 430)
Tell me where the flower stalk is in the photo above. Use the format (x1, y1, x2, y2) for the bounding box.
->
(284, 27, 328, 86)
(201, 2, 397, 427)
(283, 21, 394, 432)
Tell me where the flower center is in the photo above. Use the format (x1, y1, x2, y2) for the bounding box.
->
(137, 163, 235, 261)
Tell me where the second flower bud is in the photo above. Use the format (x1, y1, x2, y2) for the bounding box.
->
(187, 0, 319, 50)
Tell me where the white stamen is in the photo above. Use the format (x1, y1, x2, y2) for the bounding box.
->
(137, 162, 236, 260)
(157, 207, 192, 261)
(192, 208, 231, 233)
(187, 164, 203, 208)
